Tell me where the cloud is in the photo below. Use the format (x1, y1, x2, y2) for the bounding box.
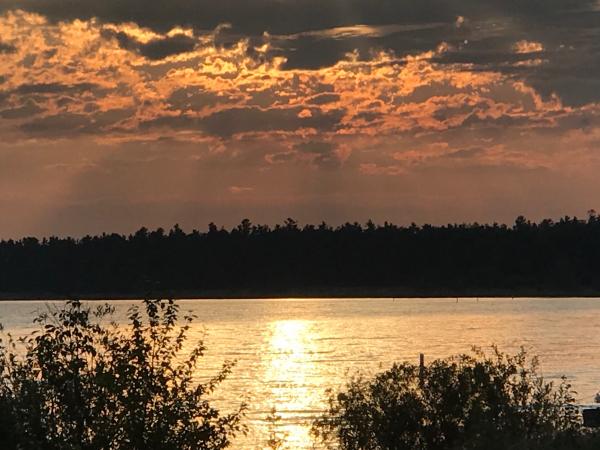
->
(294, 141, 336, 155)
(0, 8, 583, 147)
(446, 147, 486, 159)
(0, 9, 580, 147)
(0, 6, 597, 190)
(307, 93, 341, 105)
(0, 40, 15, 53)
(290, 140, 350, 169)
(4, 0, 598, 35)
(138, 105, 346, 139)
(195, 107, 346, 138)
(359, 162, 406, 176)
(0, 99, 42, 119)
(166, 87, 237, 112)
(228, 185, 254, 194)
(19, 109, 133, 137)
(513, 40, 544, 54)
(1, 2, 599, 107)
(14, 82, 98, 95)
(265, 151, 295, 164)
(101, 28, 197, 60)
(19, 113, 94, 136)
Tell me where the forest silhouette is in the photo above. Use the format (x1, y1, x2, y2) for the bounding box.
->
(1, 214, 600, 298)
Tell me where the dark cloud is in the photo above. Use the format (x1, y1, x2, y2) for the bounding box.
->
(245, 81, 335, 109)
(15, 82, 98, 95)
(353, 111, 382, 123)
(278, 35, 361, 70)
(138, 115, 196, 131)
(523, 48, 600, 106)
(432, 48, 543, 67)
(274, 23, 458, 69)
(294, 140, 344, 168)
(141, 106, 345, 137)
(199, 107, 345, 137)
(0, 100, 43, 119)
(427, 16, 600, 106)
(266, 141, 345, 168)
(294, 141, 335, 154)
(138, 34, 196, 59)
(307, 93, 340, 105)
(43, 48, 58, 59)
(397, 81, 465, 105)
(20, 113, 93, 136)
(461, 111, 550, 131)
(167, 87, 236, 112)
(4, 0, 598, 35)
(433, 104, 475, 123)
(101, 29, 197, 60)
(0, 41, 16, 53)
(19, 108, 133, 137)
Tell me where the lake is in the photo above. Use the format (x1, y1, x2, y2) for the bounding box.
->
(1, 297, 600, 448)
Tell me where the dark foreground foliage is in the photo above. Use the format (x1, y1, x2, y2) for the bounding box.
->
(313, 348, 600, 450)
(0, 299, 245, 450)
(3, 214, 600, 297)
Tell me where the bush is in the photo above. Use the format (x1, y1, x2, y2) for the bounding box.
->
(312, 347, 589, 450)
(0, 327, 19, 449)
(0, 299, 245, 450)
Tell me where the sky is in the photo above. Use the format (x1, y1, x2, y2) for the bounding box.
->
(0, 1, 600, 237)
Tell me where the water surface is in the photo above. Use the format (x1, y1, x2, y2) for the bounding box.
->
(1, 297, 600, 448)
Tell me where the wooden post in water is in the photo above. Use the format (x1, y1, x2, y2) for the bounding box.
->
(419, 353, 425, 386)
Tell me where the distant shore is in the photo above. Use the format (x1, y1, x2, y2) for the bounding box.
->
(4, 218, 600, 302)
(2, 287, 600, 301)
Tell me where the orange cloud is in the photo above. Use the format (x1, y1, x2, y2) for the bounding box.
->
(513, 40, 544, 54)
(0, 9, 597, 180)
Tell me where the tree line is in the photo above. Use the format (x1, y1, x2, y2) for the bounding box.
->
(2, 214, 600, 297)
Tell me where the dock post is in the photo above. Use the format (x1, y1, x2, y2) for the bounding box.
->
(419, 353, 425, 386)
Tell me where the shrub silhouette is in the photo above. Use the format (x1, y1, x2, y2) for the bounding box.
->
(313, 348, 586, 450)
(0, 299, 245, 450)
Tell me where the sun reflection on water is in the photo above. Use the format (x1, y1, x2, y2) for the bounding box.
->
(261, 320, 320, 449)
